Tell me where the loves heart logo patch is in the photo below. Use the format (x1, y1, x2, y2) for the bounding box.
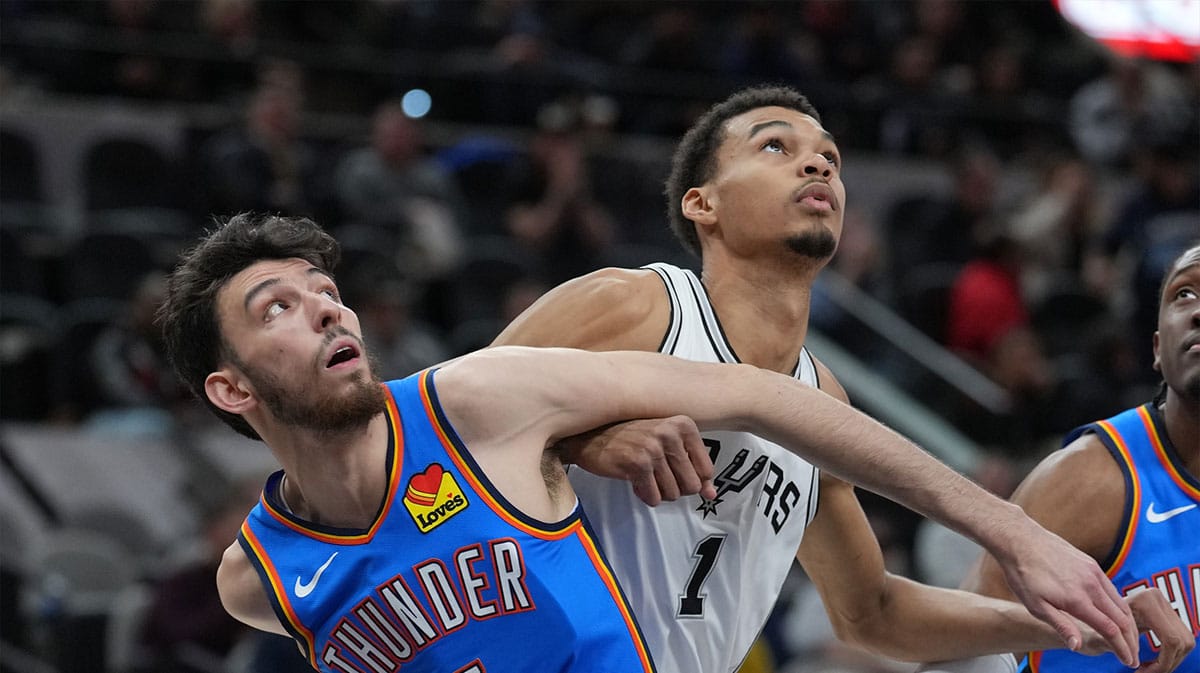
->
(404, 463, 469, 533)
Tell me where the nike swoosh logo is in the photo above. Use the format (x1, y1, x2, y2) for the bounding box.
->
(1146, 502, 1197, 524)
(294, 552, 338, 598)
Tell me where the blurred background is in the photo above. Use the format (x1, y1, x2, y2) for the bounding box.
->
(1, 1, 1197, 672)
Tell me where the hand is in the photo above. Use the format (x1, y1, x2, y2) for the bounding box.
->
(1127, 587, 1194, 672)
(997, 519, 1139, 667)
(555, 417, 716, 506)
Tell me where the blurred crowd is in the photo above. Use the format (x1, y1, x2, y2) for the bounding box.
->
(0, 2, 1197, 673)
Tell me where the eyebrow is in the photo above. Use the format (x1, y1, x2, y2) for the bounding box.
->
(243, 266, 331, 311)
(747, 120, 836, 144)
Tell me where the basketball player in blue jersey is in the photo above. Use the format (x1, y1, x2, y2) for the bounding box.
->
(492, 85, 1160, 671)
(931, 244, 1199, 673)
(157, 213, 1142, 673)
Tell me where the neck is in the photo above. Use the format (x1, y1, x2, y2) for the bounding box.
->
(270, 412, 391, 528)
(699, 251, 824, 374)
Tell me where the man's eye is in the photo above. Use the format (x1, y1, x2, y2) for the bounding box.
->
(1178, 287, 1198, 300)
(761, 138, 785, 153)
(266, 302, 286, 318)
(321, 289, 340, 302)
(823, 152, 840, 167)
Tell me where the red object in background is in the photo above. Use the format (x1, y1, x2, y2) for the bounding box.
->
(1054, 0, 1200, 62)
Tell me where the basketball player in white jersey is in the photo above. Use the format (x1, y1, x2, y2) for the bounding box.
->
(493, 86, 1147, 671)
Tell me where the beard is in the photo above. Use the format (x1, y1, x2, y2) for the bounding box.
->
(784, 227, 837, 260)
(239, 344, 387, 435)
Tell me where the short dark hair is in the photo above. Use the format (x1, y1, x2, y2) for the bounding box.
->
(157, 213, 341, 439)
(664, 85, 822, 258)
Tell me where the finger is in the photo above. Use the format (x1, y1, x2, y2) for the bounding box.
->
(1066, 599, 1134, 667)
(630, 471, 661, 507)
(674, 417, 713, 480)
(654, 454, 681, 502)
(1094, 578, 1139, 667)
(1096, 575, 1140, 666)
(1046, 607, 1084, 654)
(661, 433, 702, 497)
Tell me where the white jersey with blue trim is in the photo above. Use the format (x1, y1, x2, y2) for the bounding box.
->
(569, 262, 821, 673)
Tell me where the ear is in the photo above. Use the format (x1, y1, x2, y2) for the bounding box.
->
(681, 186, 718, 230)
(1152, 331, 1162, 373)
(205, 368, 257, 416)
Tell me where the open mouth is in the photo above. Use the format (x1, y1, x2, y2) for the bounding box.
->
(326, 344, 360, 368)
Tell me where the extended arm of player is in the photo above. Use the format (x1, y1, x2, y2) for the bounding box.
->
(961, 434, 1195, 672)
(436, 344, 1138, 664)
(490, 269, 1138, 663)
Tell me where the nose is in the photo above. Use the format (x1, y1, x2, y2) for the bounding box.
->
(800, 153, 832, 178)
(308, 291, 342, 331)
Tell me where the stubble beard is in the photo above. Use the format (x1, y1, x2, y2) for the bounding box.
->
(784, 227, 838, 261)
(246, 359, 387, 435)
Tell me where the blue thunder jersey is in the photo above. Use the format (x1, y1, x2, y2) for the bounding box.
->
(1020, 403, 1200, 673)
(237, 370, 656, 673)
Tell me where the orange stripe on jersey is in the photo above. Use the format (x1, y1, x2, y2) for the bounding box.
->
(239, 521, 318, 668)
(417, 370, 578, 541)
(1140, 405, 1200, 499)
(576, 527, 655, 673)
(1027, 650, 1043, 672)
(1097, 418, 1140, 576)
(259, 386, 405, 544)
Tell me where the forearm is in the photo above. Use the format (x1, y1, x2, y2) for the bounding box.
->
(844, 575, 1059, 661)
(737, 372, 1031, 559)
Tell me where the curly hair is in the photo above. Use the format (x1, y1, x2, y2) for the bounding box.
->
(156, 213, 341, 439)
(664, 85, 822, 258)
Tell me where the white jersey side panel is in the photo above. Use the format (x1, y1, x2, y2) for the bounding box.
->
(571, 262, 821, 673)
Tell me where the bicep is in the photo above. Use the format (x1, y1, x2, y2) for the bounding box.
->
(796, 475, 889, 624)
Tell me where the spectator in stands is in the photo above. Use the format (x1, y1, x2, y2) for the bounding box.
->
(83, 270, 188, 436)
(502, 99, 619, 283)
(140, 479, 258, 672)
(334, 100, 467, 283)
(1068, 56, 1193, 168)
(945, 234, 1057, 453)
(200, 61, 326, 218)
(1099, 133, 1200, 383)
(1008, 152, 1110, 306)
(885, 145, 1003, 295)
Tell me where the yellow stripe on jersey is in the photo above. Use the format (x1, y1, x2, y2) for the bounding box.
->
(1096, 418, 1141, 577)
(576, 527, 656, 673)
(1139, 405, 1200, 499)
(239, 521, 318, 668)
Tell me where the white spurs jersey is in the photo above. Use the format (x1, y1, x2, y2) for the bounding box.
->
(571, 262, 821, 673)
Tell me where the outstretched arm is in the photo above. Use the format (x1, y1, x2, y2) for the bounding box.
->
(436, 345, 1138, 664)
(962, 434, 1195, 672)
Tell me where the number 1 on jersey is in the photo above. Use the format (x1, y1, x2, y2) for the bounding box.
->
(678, 535, 726, 618)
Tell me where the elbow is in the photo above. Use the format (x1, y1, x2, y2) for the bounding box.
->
(827, 579, 926, 662)
(829, 610, 894, 657)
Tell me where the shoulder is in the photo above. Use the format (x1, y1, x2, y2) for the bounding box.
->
(493, 266, 671, 351)
(1008, 431, 1125, 560)
(215, 540, 287, 635)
